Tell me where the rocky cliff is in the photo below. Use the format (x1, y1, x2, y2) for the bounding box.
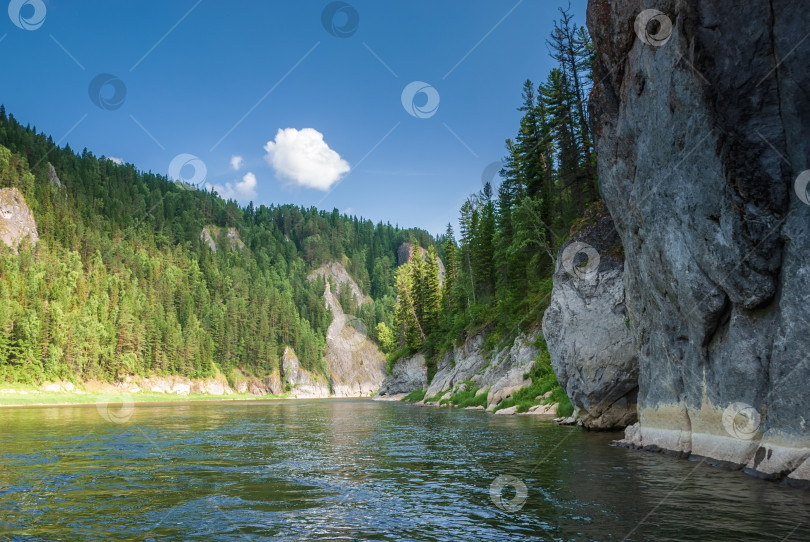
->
(588, 0, 810, 484)
(543, 205, 638, 429)
(310, 262, 387, 397)
(0, 188, 38, 253)
(380, 330, 545, 412)
(281, 346, 330, 398)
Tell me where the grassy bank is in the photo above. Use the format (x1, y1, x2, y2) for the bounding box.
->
(0, 384, 283, 406)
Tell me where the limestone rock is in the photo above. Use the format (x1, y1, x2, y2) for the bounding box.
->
(589, 0, 810, 481)
(377, 353, 428, 396)
(281, 346, 330, 398)
(0, 188, 38, 253)
(309, 262, 387, 397)
(47, 162, 62, 188)
(543, 206, 638, 430)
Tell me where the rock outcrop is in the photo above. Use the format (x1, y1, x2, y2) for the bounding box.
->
(410, 331, 541, 410)
(310, 262, 386, 397)
(0, 188, 38, 253)
(588, 0, 810, 482)
(200, 225, 245, 252)
(47, 163, 62, 188)
(281, 346, 329, 398)
(543, 205, 638, 429)
(377, 353, 428, 396)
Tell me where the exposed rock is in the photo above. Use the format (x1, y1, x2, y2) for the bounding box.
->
(200, 225, 244, 252)
(425, 335, 489, 398)
(281, 346, 330, 398)
(421, 331, 541, 412)
(200, 227, 216, 251)
(377, 353, 428, 396)
(309, 262, 386, 397)
(246, 374, 281, 396)
(521, 404, 557, 416)
(47, 163, 62, 188)
(543, 206, 638, 430)
(495, 406, 517, 416)
(0, 188, 38, 253)
(226, 227, 245, 249)
(589, 0, 810, 480)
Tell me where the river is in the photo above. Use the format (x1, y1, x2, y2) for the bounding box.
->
(1, 399, 807, 541)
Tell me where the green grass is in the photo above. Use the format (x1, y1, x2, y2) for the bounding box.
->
(0, 384, 283, 406)
(424, 389, 448, 403)
(402, 389, 427, 403)
(440, 380, 488, 408)
(492, 336, 574, 416)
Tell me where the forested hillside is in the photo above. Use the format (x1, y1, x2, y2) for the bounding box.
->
(391, 7, 598, 368)
(0, 107, 434, 384)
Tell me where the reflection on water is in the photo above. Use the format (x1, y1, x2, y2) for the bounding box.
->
(0, 399, 808, 541)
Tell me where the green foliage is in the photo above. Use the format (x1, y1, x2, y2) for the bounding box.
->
(441, 381, 488, 409)
(0, 111, 435, 384)
(492, 337, 571, 416)
(401, 389, 426, 403)
(424, 389, 448, 404)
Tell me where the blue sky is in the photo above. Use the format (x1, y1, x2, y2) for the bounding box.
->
(1, 0, 587, 236)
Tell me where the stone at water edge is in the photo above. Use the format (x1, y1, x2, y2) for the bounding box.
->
(587, 0, 810, 480)
(542, 205, 638, 431)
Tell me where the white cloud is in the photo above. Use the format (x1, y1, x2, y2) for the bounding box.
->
(207, 172, 258, 202)
(230, 155, 243, 171)
(108, 156, 124, 165)
(264, 128, 350, 191)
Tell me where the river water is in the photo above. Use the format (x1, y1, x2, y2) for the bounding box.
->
(0, 399, 807, 541)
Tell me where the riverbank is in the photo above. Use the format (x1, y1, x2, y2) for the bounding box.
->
(0, 384, 283, 407)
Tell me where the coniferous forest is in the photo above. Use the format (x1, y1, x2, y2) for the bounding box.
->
(0, 7, 596, 386)
(390, 7, 598, 367)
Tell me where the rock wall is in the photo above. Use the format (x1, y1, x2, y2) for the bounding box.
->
(588, 0, 810, 483)
(377, 353, 428, 396)
(0, 188, 38, 253)
(392, 331, 542, 410)
(281, 346, 330, 398)
(309, 262, 387, 397)
(543, 206, 638, 429)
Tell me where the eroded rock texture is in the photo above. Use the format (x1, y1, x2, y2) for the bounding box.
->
(310, 262, 387, 397)
(588, 0, 810, 482)
(543, 207, 638, 430)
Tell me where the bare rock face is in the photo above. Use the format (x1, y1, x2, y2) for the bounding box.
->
(418, 331, 542, 408)
(47, 163, 62, 188)
(588, 0, 810, 482)
(200, 225, 244, 252)
(310, 262, 387, 397)
(377, 353, 428, 396)
(0, 188, 38, 253)
(281, 346, 329, 398)
(543, 207, 638, 430)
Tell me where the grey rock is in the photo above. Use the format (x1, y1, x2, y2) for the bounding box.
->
(543, 209, 638, 430)
(310, 262, 387, 397)
(589, 0, 810, 481)
(47, 163, 62, 188)
(378, 353, 428, 396)
(0, 188, 38, 253)
(281, 346, 330, 398)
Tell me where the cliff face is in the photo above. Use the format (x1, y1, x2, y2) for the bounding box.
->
(0, 188, 38, 253)
(588, 0, 810, 482)
(543, 206, 638, 430)
(310, 262, 387, 397)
